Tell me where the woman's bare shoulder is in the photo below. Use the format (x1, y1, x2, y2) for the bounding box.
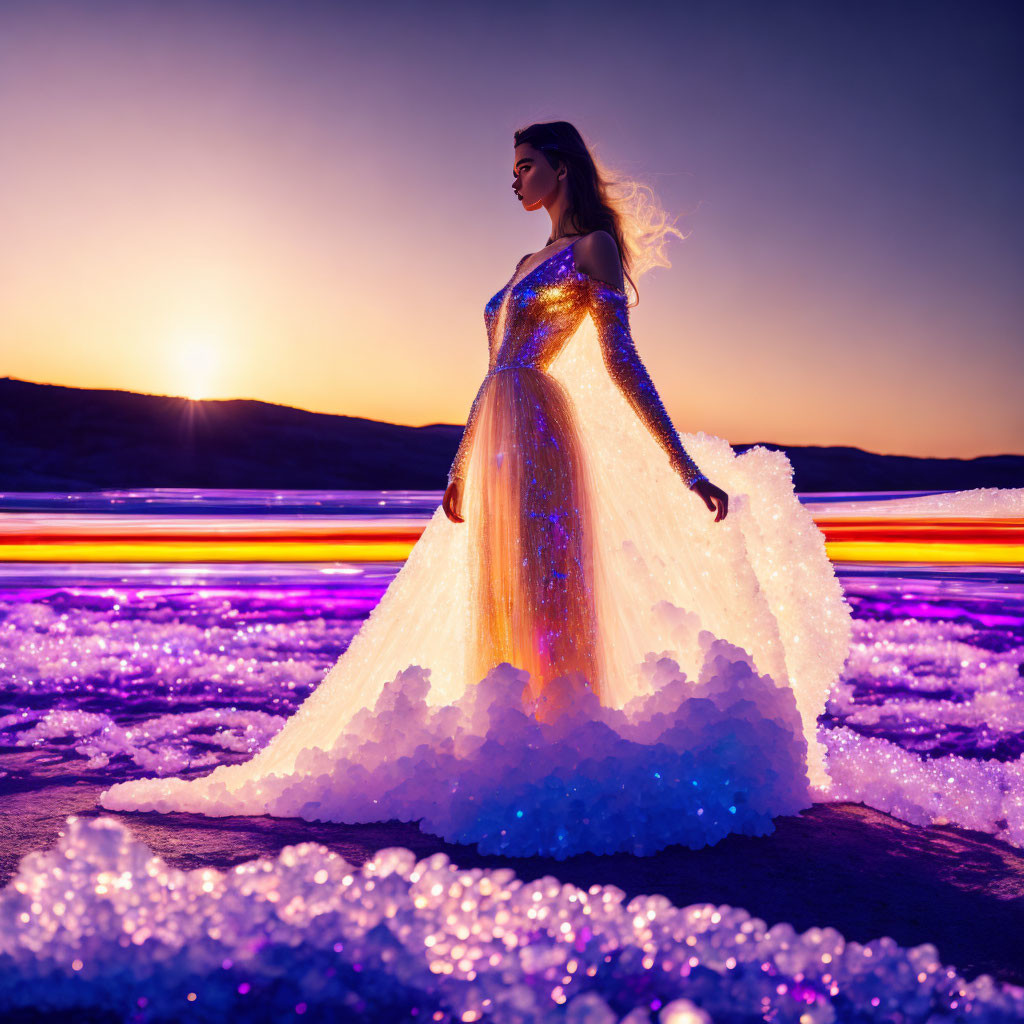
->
(574, 230, 624, 291)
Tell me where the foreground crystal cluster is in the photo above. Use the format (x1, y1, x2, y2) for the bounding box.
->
(1, 815, 1020, 1023)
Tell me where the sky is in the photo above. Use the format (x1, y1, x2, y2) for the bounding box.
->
(0, 0, 1020, 458)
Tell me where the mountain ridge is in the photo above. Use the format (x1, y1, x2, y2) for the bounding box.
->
(2, 376, 1020, 492)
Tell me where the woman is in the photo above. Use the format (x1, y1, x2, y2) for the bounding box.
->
(441, 128, 728, 722)
(101, 122, 853, 858)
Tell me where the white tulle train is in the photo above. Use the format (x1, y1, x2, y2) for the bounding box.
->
(101, 313, 854, 857)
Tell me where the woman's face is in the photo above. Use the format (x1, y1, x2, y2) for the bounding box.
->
(512, 142, 562, 212)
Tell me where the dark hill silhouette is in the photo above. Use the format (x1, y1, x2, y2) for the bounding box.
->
(1, 377, 1021, 492)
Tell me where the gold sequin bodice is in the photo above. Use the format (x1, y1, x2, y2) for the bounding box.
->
(449, 234, 706, 489)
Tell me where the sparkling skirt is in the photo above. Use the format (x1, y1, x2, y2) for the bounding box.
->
(465, 365, 600, 717)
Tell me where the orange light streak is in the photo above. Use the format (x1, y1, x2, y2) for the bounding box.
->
(0, 514, 1020, 564)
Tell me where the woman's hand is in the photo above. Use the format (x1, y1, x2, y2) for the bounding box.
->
(690, 476, 728, 522)
(443, 477, 465, 523)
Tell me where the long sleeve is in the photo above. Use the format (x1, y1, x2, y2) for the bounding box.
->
(587, 277, 708, 490)
(447, 370, 491, 486)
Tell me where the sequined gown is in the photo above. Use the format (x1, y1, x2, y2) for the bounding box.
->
(101, 234, 854, 858)
(451, 237, 707, 718)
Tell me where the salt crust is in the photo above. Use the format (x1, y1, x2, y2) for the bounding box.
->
(822, 616, 1024, 848)
(1, 815, 1021, 1022)
(20, 606, 1024, 854)
(805, 488, 1024, 518)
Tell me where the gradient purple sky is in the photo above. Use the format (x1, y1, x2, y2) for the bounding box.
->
(1, 0, 1020, 457)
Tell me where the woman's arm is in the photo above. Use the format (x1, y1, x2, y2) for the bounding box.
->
(576, 232, 708, 490)
(447, 372, 491, 486)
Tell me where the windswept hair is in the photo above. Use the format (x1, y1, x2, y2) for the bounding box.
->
(513, 121, 688, 306)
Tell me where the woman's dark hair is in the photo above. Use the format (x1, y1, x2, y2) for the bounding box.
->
(513, 121, 641, 303)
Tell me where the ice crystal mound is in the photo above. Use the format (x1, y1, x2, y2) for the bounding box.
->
(822, 616, 1024, 847)
(102, 632, 813, 858)
(1, 815, 1021, 1023)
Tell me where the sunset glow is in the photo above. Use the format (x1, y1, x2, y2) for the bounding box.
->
(0, 2, 1018, 458)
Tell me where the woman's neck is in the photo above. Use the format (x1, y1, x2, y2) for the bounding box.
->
(545, 230, 584, 247)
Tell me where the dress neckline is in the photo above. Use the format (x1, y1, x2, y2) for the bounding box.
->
(508, 234, 587, 293)
(506, 232, 627, 298)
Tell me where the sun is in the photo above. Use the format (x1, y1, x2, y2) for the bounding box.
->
(169, 333, 221, 401)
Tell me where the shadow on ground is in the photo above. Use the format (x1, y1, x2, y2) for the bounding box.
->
(2, 761, 1022, 988)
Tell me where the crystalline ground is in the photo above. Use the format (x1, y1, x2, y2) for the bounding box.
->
(1, 814, 1021, 1023)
